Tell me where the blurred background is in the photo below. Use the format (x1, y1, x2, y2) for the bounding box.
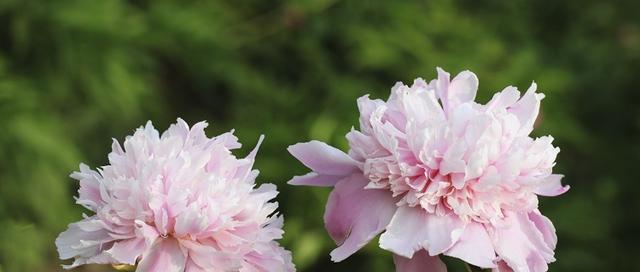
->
(0, 0, 639, 271)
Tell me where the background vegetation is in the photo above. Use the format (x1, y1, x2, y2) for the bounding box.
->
(0, 0, 638, 271)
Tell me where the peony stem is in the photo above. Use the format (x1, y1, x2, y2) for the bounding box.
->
(112, 264, 135, 271)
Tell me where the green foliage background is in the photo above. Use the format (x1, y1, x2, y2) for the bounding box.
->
(0, 0, 638, 271)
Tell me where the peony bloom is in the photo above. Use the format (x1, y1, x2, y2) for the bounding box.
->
(288, 68, 568, 272)
(56, 119, 294, 272)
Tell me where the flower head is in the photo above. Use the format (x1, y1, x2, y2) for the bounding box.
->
(56, 119, 294, 272)
(288, 68, 568, 272)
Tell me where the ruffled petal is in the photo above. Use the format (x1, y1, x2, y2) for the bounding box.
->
(179, 239, 239, 271)
(527, 210, 558, 250)
(399, 79, 446, 126)
(380, 206, 464, 258)
(508, 82, 544, 136)
(234, 135, 265, 181)
(241, 241, 295, 272)
(346, 129, 390, 161)
(324, 174, 397, 261)
(106, 238, 146, 265)
(491, 211, 556, 272)
(185, 259, 206, 272)
(137, 238, 186, 272)
(55, 217, 117, 269)
(492, 261, 515, 272)
(445, 222, 496, 268)
(70, 164, 104, 211)
(486, 86, 520, 111)
(134, 220, 159, 247)
(436, 67, 478, 114)
(393, 250, 447, 272)
(356, 95, 386, 134)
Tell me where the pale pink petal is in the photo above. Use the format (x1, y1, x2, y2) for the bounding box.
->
(325, 174, 397, 261)
(346, 129, 389, 161)
(487, 86, 520, 111)
(164, 118, 192, 140)
(399, 81, 446, 126)
(137, 238, 186, 272)
(55, 218, 117, 268)
(185, 259, 206, 272)
(380, 206, 464, 258)
(420, 211, 466, 254)
(134, 220, 159, 247)
(369, 110, 405, 151)
(288, 141, 361, 176)
(241, 241, 295, 272)
(492, 261, 515, 272)
(528, 210, 558, 250)
(436, 68, 478, 114)
(180, 239, 239, 271)
(234, 135, 265, 181)
(534, 174, 569, 196)
(492, 211, 555, 272)
(447, 70, 479, 108)
(445, 222, 496, 268)
(288, 172, 344, 187)
(509, 82, 543, 136)
(105, 238, 145, 265)
(174, 205, 209, 238)
(436, 67, 451, 112)
(357, 95, 386, 133)
(393, 250, 447, 272)
(71, 164, 103, 211)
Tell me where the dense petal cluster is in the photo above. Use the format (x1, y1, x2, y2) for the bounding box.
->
(288, 68, 568, 272)
(56, 119, 294, 272)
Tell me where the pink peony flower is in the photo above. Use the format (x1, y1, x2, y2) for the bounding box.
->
(56, 119, 294, 272)
(288, 68, 568, 272)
